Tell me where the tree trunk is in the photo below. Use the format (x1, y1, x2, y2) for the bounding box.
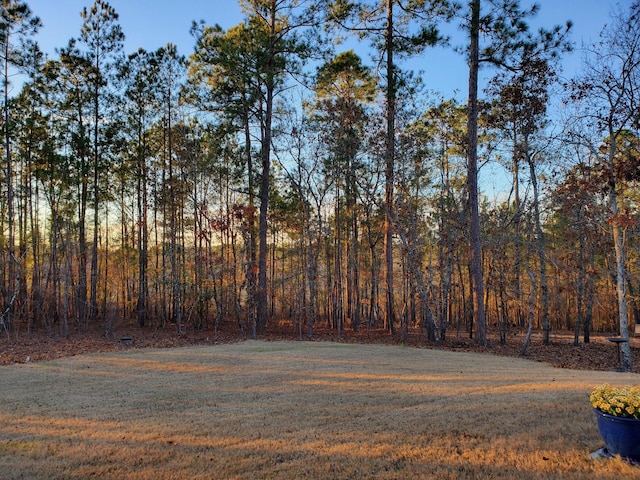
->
(574, 207, 585, 346)
(256, 54, 275, 333)
(520, 267, 536, 355)
(607, 133, 632, 371)
(136, 126, 149, 328)
(466, 0, 487, 345)
(243, 111, 258, 339)
(610, 189, 632, 370)
(512, 136, 523, 328)
(76, 97, 89, 332)
(334, 192, 343, 337)
(103, 205, 111, 337)
(90, 73, 100, 327)
(528, 154, 549, 345)
(167, 102, 182, 334)
(384, 0, 396, 334)
(583, 250, 595, 343)
(347, 159, 360, 331)
(4, 38, 15, 332)
(305, 211, 319, 338)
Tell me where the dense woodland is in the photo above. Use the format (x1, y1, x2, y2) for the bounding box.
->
(0, 0, 639, 368)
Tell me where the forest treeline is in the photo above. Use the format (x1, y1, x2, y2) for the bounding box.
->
(1, 0, 639, 366)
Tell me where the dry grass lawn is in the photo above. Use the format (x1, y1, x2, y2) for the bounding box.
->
(1, 340, 639, 479)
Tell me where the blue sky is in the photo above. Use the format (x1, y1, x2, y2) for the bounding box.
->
(24, 0, 621, 99)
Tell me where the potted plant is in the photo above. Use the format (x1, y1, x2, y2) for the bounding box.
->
(590, 384, 640, 461)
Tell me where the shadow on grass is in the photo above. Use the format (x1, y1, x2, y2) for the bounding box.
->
(1, 341, 639, 479)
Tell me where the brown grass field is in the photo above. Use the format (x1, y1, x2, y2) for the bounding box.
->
(1, 340, 639, 479)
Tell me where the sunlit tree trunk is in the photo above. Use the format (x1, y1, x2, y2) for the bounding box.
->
(527, 151, 549, 347)
(607, 135, 632, 370)
(520, 266, 536, 355)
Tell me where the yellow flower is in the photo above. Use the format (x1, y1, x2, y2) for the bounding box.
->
(591, 384, 640, 418)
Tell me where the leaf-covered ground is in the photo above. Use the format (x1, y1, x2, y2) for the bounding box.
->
(1, 320, 638, 373)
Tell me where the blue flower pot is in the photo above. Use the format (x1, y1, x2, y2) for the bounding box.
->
(594, 408, 640, 461)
